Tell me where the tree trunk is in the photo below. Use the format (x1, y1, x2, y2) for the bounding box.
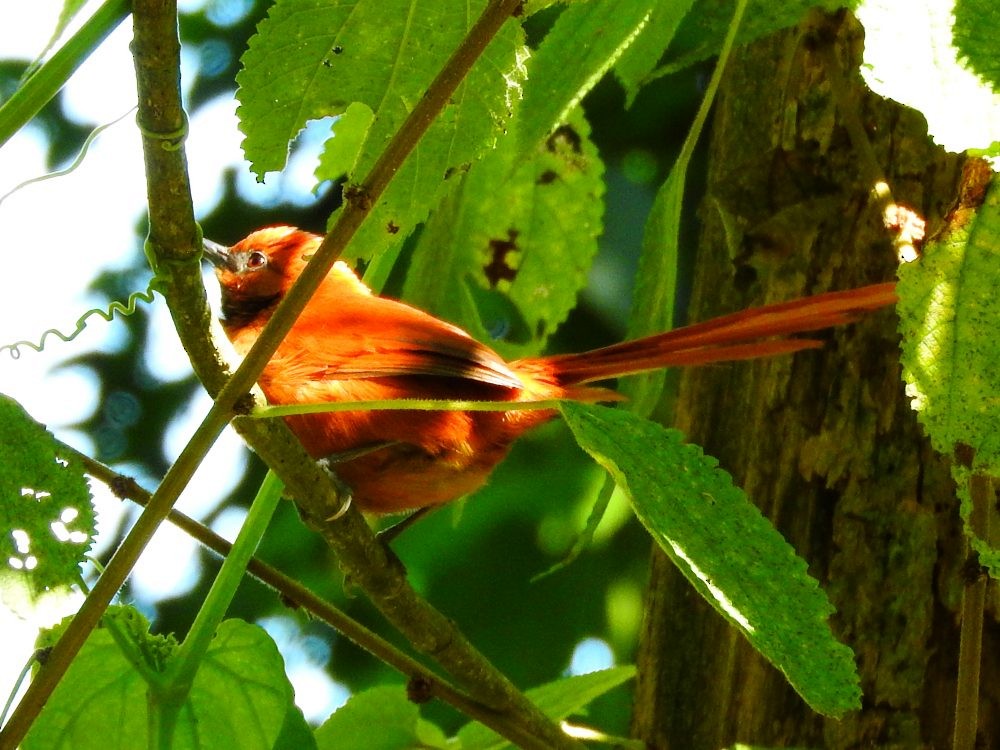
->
(631, 12, 999, 749)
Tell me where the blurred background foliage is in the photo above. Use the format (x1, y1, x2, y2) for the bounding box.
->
(2, 0, 706, 735)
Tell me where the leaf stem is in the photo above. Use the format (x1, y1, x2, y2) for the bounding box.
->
(152, 471, 284, 747)
(953, 468, 992, 750)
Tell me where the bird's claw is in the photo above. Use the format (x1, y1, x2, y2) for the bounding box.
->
(316, 457, 353, 520)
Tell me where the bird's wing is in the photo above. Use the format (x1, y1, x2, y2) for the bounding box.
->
(299, 294, 525, 390)
(320, 337, 524, 389)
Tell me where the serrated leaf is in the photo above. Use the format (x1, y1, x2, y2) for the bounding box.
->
(456, 666, 635, 750)
(0, 394, 94, 593)
(238, 0, 524, 262)
(517, 0, 657, 158)
(25, 616, 300, 750)
(403, 107, 604, 358)
(614, 0, 697, 103)
(897, 169, 1000, 471)
(953, 464, 1000, 579)
(662, 0, 851, 75)
(316, 102, 375, 182)
(952, 0, 1000, 94)
(560, 402, 860, 717)
(315, 685, 448, 750)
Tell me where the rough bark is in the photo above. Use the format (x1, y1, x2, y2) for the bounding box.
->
(631, 12, 998, 749)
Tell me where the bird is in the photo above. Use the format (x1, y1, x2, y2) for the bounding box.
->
(203, 225, 897, 514)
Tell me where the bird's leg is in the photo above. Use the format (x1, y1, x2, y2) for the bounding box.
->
(316, 441, 400, 520)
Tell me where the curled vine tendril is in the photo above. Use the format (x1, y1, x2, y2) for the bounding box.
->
(0, 105, 167, 359)
(0, 107, 137, 209)
(1, 279, 163, 359)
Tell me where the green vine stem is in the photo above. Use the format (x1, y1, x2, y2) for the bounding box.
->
(0, 0, 130, 148)
(255, 396, 566, 418)
(153, 470, 283, 748)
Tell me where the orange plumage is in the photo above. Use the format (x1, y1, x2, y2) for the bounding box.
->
(204, 226, 897, 513)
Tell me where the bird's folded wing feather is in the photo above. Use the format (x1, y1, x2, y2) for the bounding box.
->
(297, 294, 524, 389)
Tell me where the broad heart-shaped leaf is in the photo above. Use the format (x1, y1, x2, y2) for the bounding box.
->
(403, 107, 603, 359)
(315, 685, 448, 750)
(238, 0, 524, 263)
(953, 0, 1000, 95)
(560, 403, 860, 717)
(0, 394, 94, 593)
(455, 666, 636, 750)
(25, 615, 306, 750)
(657, 0, 853, 76)
(897, 169, 1000, 471)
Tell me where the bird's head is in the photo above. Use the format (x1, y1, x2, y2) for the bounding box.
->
(203, 225, 321, 325)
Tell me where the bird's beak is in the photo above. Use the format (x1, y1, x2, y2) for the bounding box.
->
(202, 238, 236, 272)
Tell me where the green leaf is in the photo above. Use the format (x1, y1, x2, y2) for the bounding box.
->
(25, 616, 300, 750)
(618, 156, 684, 416)
(560, 403, 861, 717)
(0, 394, 94, 593)
(897, 171, 1000, 471)
(517, 0, 657, 157)
(315, 102, 375, 181)
(952, 0, 1000, 94)
(315, 685, 448, 750)
(238, 0, 525, 262)
(456, 666, 636, 750)
(661, 0, 851, 75)
(621, 0, 747, 416)
(403, 107, 604, 358)
(614, 0, 697, 103)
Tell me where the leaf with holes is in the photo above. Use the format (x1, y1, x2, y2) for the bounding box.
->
(0, 394, 94, 593)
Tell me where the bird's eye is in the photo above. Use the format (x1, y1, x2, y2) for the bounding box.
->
(246, 251, 267, 269)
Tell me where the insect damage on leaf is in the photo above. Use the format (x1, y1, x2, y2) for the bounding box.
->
(483, 228, 521, 287)
(546, 123, 583, 154)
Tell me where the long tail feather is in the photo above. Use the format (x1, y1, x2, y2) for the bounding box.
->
(535, 282, 897, 385)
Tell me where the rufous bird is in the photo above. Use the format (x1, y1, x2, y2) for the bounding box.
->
(203, 226, 896, 514)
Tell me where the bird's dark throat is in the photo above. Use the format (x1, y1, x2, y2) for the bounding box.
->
(221, 292, 281, 328)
